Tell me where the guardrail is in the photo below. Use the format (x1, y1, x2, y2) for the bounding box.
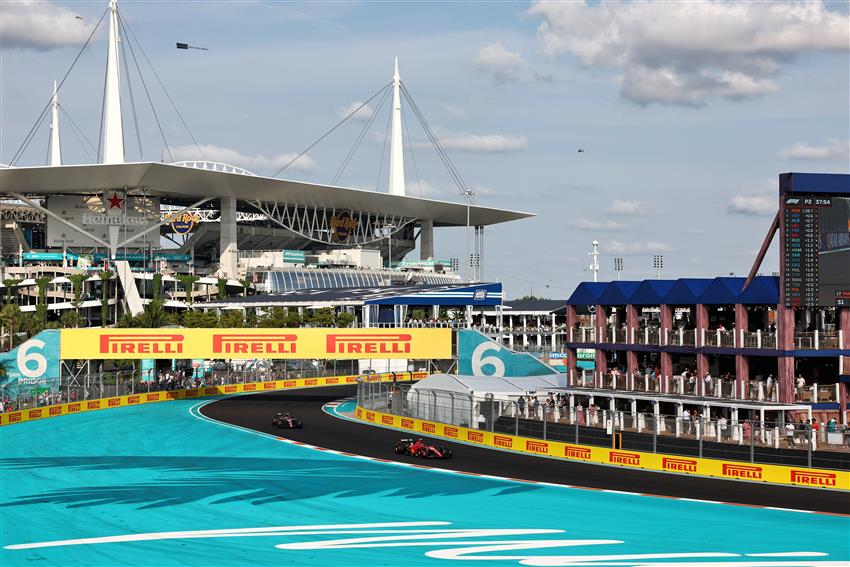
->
(0, 371, 427, 427)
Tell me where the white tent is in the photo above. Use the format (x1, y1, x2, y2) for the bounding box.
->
(406, 373, 567, 426)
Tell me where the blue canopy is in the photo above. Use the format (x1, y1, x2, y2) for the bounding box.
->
(664, 278, 713, 305)
(629, 280, 676, 306)
(566, 282, 609, 306)
(699, 277, 746, 305)
(739, 276, 780, 305)
(597, 281, 641, 306)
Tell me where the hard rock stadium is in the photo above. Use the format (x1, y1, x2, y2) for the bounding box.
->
(0, 2, 848, 566)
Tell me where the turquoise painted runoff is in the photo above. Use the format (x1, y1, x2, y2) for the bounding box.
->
(1, 397, 848, 567)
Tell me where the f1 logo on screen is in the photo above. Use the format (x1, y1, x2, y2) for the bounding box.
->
(457, 329, 558, 377)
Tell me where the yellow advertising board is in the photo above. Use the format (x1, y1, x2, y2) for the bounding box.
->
(0, 372, 429, 427)
(355, 406, 850, 492)
(60, 328, 452, 360)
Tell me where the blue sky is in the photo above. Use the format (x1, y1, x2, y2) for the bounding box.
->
(2, 1, 848, 298)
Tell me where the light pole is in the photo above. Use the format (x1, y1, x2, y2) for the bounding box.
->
(376, 224, 396, 269)
(653, 254, 664, 280)
(614, 257, 623, 280)
(586, 240, 600, 282)
(463, 188, 475, 282)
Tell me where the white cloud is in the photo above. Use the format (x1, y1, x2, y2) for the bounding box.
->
(528, 0, 850, 106)
(441, 133, 528, 152)
(170, 144, 316, 173)
(778, 138, 850, 161)
(338, 101, 375, 122)
(470, 42, 547, 84)
(727, 193, 775, 216)
(605, 240, 672, 254)
(608, 199, 655, 216)
(568, 218, 628, 231)
(0, 1, 90, 50)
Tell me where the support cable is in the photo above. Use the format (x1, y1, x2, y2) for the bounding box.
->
(331, 84, 391, 186)
(118, 20, 144, 160)
(375, 89, 394, 192)
(118, 15, 173, 163)
(401, 84, 472, 202)
(119, 14, 204, 161)
(271, 82, 392, 178)
(59, 106, 98, 162)
(401, 99, 422, 197)
(9, 7, 109, 166)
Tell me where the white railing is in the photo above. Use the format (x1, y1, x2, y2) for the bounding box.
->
(171, 160, 257, 176)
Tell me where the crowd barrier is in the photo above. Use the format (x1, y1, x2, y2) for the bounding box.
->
(353, 405, 850, 492)
(0, 372, 427, 427)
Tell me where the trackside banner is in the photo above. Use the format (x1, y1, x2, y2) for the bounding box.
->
(354, 406, 850, 492)
(60, 328, 452, 360)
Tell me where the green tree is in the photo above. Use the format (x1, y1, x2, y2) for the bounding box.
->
(68, 273, 89, 307)
(181, 309, 218, 328)
(336, 312, 355, 328)
(217, 278, 229, 300)
(518, 295, 548, 301)
(152, 273, 163, 301)
(218, 310, 245, 328)
(307, 307, 336, 327)
(177, 275, 200, 305)
(240, 277, 252, 297)
(58, 310, 83, 329)
(3, 278, 21, 304)
(35, 277, 51, 324)
(0, 303, 21, 349)
(259, 307, 301, 328)
(99, 271, 112, 326)
(136, 300, 174, 328)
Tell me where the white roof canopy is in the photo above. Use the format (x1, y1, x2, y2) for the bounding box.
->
(410, 373, 567, 397)
(0, 162, 534, 227)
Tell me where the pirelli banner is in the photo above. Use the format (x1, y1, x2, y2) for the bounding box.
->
(60, 328, 452, 360)
(355, 406, 850, 492)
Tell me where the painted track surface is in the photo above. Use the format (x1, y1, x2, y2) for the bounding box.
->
(201, 386, 849, 514)
(0, 388, 846, 567)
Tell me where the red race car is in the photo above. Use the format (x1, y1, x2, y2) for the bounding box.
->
(394, 438, 453, 459)
(272, 412, 303, 429)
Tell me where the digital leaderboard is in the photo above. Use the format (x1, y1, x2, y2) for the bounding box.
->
(783, 194, 850, 307)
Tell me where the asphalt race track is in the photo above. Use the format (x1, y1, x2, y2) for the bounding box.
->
(200, 386, 847, 514)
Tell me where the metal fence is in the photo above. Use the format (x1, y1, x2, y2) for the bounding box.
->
(0, 360, 361, 414)
(357, 381, 850, 470)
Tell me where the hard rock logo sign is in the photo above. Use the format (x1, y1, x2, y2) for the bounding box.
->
(330, 211, 358, 243)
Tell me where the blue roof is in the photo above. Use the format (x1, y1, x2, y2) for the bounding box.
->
(597, 281, 642, 306)
(566, 282, 610, 306)
(699, 277, 746, 305)
(739, 276, 780, 305)
(780, 172, 850, 195)
(629, 280, 676, 306)
(664, 279, 714, 305)
(567, 276, 782, 307)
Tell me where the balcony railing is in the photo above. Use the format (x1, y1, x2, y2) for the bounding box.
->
(795, 383, 840, 403)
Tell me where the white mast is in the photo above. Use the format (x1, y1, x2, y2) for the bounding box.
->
(388, 57, 405, 197)
(49, 81, 62, 166)
(101, 0, 124, 164)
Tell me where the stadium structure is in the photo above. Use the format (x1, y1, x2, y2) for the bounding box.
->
(0, 0, 532, 326)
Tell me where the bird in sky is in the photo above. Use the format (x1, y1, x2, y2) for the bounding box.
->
(577, 148, 584, 153)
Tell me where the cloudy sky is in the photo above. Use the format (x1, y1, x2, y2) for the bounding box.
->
(1, 0, 848, 298)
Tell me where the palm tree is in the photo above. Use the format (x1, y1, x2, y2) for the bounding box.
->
(137, 300, 174, 328)
(0, 303, 21, 350)
(3, 278, 21, 304)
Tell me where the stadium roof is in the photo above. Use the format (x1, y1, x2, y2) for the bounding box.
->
(0, 162, 534, 227)
(202, 282, 503, 308)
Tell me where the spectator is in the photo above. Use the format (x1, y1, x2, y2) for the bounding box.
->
(827, 418, 837, 433)
(717, 415, 728, 440)
(742, 419, 752, 441)
(785, 421, 796, 446)
(517, 395, 526, 417)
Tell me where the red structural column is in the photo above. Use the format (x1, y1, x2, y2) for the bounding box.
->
(660, 304, 673, 392)
(566, 305, 577, 386)
(626, 304, 639, 380)
(695, 304, 709, 395)
(776, 304, 795, 404)
(734, 304, 750, 399)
